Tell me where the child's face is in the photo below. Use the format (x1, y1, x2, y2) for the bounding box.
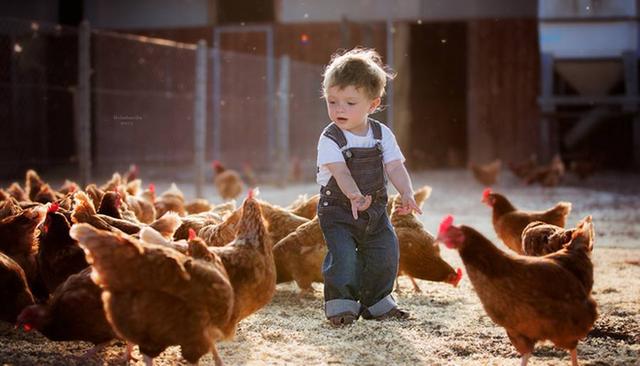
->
(325, 85, 381, 135)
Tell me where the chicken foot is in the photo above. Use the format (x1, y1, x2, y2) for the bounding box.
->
(72, 341, 109, 363)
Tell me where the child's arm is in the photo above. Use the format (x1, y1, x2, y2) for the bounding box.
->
(385, 159, 423, 215)
(325, 162, 372, 219)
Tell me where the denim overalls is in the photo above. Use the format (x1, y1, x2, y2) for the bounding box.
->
(317, 118, 400, 319)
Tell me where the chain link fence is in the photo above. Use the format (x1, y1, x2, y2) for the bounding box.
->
(0, 17, 361, 187)
(92, 29, 197, 169)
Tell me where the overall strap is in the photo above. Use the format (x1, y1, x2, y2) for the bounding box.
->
(323, 119, 384, 147)
(368, 118, 383, 141)
(322, 123, 348, 149)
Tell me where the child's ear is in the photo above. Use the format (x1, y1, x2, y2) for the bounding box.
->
(369, 97, 381, 113)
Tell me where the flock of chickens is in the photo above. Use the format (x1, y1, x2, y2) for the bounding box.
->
(469, 153, 595, 187)
(0, 162, 597, 366)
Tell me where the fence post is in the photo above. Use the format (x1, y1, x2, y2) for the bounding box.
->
(77, 20, 91, 186)
(623, 51, 640, 168)
(386, 18, 394, 129)
(194, 40, 207, 198)
(212, 31, 221, 166)
(266, 26, 276, 170)
(276, 55, 290, 187)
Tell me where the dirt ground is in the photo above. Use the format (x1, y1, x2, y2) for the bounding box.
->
(1, 169, 639, 365)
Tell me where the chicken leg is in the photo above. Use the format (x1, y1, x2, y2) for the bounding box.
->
(143, 354, 154, 366)
(121, 342, 139, 363)
(72, 341, 108, 363)
(570, 349, 579, 366)
(212, 345, 224, 366)
(296, 286, 315, 298)
(394, 277, 402, 293)
(408, 276, 422, 292)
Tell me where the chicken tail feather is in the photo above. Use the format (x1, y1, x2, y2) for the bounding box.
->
(148, 211, 182, 239)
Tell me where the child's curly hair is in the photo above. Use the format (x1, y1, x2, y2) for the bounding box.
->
(322, 47, 395, 100)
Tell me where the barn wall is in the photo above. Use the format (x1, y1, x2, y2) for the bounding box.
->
(0, 20, 78, 179)
(466, 18, 540, 164)
(408, 22, 468, 168)
(392, 23, 412, 152)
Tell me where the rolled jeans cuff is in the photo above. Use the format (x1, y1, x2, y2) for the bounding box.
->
(325, 299, 361, 318)
(365, 294, 397, 317)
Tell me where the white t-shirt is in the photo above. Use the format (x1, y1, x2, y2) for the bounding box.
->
(316, 122, 405, 186)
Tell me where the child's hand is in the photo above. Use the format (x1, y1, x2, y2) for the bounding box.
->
(394, 192, 423, 216)
(349, 193, 372, 220)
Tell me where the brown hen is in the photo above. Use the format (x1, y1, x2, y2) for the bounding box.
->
(470, 159, 502, 186)
(0, 205, 46, 300)
(0, 252, 35, 323)
(212, 161, 244, 200)
(16, 267, 120, 360)
(198, 207, 242, 247)
(257, 199, 309, 246)
(286, 194, 320, 220)
(69, 223, 234, 365)
(37, 203, 88, 294)
(154, 183, 186, 217)
(272, 217, 325, 294)
(208, 190, 276, 335)
(390, 188, 462, 292)
(482, 188, 571, 254)
(437, 215, 597, 366)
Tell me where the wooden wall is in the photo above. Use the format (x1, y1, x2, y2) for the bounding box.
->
(408, 22, 468, 168)
(275, 21, 387, 64)
(467, 18, 540, 164)
(0, 29, 78, 179)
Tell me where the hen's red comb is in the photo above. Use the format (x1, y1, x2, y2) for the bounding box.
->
(248, 188, 254, 200)
(188, 228, 196, 241)
(438, 215, 454, 236)
(482, 187, 492, 200)
(212, 160, 221, 167)
(48, 203, 59, 213)
(148, 183, 155, 193)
